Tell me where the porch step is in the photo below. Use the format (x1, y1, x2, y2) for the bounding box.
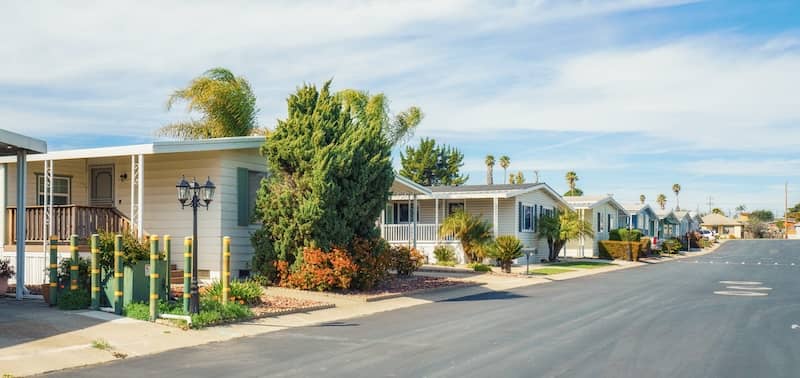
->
(170, 269, 185, 284)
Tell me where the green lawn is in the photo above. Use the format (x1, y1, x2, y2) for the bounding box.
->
(529, 267, 575, 275)
(546, 261, 615, 269)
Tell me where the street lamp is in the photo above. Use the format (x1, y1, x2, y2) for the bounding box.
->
(176, 175, 215, 314)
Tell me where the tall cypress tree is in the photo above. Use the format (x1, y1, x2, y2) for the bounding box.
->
(251, 81, 395, 276)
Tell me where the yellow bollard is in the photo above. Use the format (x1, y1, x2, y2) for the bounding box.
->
(149, 235, 160, 321)
(90, 234, 100, 310)
(69, 235, 79, 291)
(114, 234, 124, 315)
(222, 236, 231, 304)
(48, 235, 58, 306)
(183, 237, 192, 313)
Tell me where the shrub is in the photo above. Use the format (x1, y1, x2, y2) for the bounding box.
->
(285, 248, 358, 291)
(97, 230, 150, 271)
(0, 258, 15, 279)
(57, 256, 91, 291)
(433, 245, 456, 265)
(123, 302, 150, 321)
(349, 237, 390, 290)
(437, 260, 456, 267)
(202, 279, 264, 305)
(468, 263, 492, 272)
(640, 238, 652, 256)
(389, 246, 424, 276)
(610, 228, 643, 241)
(57, 290, 90, 310)
(486, 236, 523, 273)
(191, 300, 252, 328)
(662, 238, 682, 254)
(598, 240, 641, 261)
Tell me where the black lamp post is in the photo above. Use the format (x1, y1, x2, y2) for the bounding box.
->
(176, 175, 216, 314)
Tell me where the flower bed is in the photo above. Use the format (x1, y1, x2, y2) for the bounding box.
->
(250, 294, 332, 318)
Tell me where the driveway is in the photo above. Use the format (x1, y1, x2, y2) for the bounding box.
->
(47, 240, 800, 378)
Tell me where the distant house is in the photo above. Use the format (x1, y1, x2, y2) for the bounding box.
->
(380, 177, 571, 264)
(622, 203, 658, 238)
(562, 195, 628, 258)
(0, 136, 266, 284)
(673, 210, 700, 235)
(700, 213, 743, 238)
(654, 209, 681, 240)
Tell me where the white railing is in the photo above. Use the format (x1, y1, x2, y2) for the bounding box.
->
(0, 251, 74, 285)
(382, 224, 455, 243)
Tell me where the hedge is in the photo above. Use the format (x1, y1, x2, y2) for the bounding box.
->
(598, 240, 642, 261)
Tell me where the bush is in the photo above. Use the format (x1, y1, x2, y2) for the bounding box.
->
(123, 302, 150, 321)
(97, 230, 150, 272)
(433, 245, 456, 265)
(0, 258, 15, 279)
(191, 300, 252, 328)
(598, 240, 641, 261)
(486, 236, 523, 273)
(57, 290, 91, 310)
(389, 246, 424, 276)
(610, 228, 643, 241)
(437, 260, 456, 267)
(202, 279, 264, 306)
(284, 248, 358, 291)
(349, 237, 390, 290)
(640, 238, 652, 256)
(468, 263, 492, 272)
(57, 256, 91, 291)
(662, 238, 681, 254)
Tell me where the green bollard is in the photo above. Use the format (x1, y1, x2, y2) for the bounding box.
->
(222, 236, 231, 305)
(69, 235, 79, 291)
(163, 235, 171, 300)
(149, 235, 160, 322)
(183, 237, 192, 314)
(114, 234, 124, 315)
(48, 235, 58, 306)
(90, 234, 100, 310)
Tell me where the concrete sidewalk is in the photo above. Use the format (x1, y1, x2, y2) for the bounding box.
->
(1, 243, 722, 377)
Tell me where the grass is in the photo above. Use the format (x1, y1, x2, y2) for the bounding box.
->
(529, 267, 575, 275)
(91, 339, 112, 351)
(547, 261, 614, 269)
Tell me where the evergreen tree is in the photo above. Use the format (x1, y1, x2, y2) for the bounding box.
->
(400, 138, 468, 186)
(251, 81, 395, 277)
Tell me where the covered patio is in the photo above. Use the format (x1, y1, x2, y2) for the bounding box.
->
(0, 129, 47, 300)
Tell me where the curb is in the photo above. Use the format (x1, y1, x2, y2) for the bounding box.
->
(250, 303, 336, 319)
(265, 281, 485, 303)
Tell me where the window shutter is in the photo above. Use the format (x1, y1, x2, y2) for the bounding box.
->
(237, 168, 249, 226)
(533, 204, 538, 232)
(518, 202, 523, 232)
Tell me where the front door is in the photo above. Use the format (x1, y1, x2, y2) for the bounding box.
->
(90, 166, 114, 207)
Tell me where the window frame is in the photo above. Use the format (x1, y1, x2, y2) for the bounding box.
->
(519, 203, 535, 232)
(36, 174, 71, 206)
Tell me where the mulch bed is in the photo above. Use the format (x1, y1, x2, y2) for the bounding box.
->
(250, 294, 333, 317)
(268, 275, 482, 302)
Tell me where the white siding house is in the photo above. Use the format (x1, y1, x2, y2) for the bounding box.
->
(563, 195, 629, 258)
(0, 136, 267, 284)
(622, 203, 658, 238)
(380, 179, 571, 264)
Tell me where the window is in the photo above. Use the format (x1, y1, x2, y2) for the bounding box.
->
(597, 212, 602, 232)
(447, 202, 464, 215)
(395, 202, 418, 224)
(608, 214, 612, 231)
(37, 175, 70, 205)
(519, 203, 535, 232)
(237, 168, 267, 226)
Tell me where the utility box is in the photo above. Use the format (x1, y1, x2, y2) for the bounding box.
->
(100, 260, 167, 307)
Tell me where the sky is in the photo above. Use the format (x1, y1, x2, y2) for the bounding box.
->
(1, 0, 799, 216)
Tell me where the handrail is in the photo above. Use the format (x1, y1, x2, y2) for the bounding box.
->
(6, 205, 133, 243)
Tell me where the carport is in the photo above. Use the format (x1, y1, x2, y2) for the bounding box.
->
(0, 129, 47, 300)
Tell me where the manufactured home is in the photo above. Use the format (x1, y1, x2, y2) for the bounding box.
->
(562, 195, 629, 258)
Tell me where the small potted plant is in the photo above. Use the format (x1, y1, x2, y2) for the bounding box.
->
(0, 258, 15, 295)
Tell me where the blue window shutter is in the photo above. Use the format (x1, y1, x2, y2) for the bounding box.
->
(533, 204, 538, 232)
(518, 202, 523, 232)
(237, 168, 249, 226)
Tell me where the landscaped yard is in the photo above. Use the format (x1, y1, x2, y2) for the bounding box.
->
(529, 267, 575, 275)
(546, 261, 615, 269)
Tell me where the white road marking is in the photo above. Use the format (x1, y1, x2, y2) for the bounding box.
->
(757, 262, 762, 265)
(775, 262, 779, 265)
(741, 262, 745, 264)
(714, 291, 768, 297)
(726, 286, 772, 291)
(792, 324, 800, 330)
(720, 281, 763, 285)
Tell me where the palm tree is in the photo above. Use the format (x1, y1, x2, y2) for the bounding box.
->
(499, 156, 510, 184)
(485, 155, 495, 185)
(159, 67, 259, 139)
(438, 211, 493, 264)
(656, 194, 668, 210)
(711, 208, 724, 215)
(640, 194, 646, 204)
(564, 171, 579, 196)
(538, 208, 594, 261)
(672, 184, 681, 210)
(508, 171, 525, 185)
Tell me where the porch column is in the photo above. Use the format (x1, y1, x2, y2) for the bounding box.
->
(380, 208, 385, 238)
(131, 154, 145, 237)
(0, 164, 5, 247)
(492, 197, 499, 237)
(15, 150, 26, 300)
(434, 198, 439, 243)
(42, 159, 53, 252)
(412, 194, 417, 249)
(407, 195, 411, 247)
(138, 154, 144, 236)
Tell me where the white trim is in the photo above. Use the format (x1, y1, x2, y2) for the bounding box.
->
(392, 174, 431, 195)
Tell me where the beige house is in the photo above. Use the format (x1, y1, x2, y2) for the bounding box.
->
(700, 213, 743, 238)
(381, 177, 571, 264)
(0, 136, 267, 284)
(563, 195, 629, 258)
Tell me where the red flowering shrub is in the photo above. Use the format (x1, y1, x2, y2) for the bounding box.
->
(349, 237, 390, 290)
(284, 248, 358, 291)
(389, 246, 424, 276)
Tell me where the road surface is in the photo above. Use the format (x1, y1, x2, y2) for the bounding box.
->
(49, 240, 800, 378)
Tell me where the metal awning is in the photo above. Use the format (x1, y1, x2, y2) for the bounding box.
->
(0, 129, 47, 300)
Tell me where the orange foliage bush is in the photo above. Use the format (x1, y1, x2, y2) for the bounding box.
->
(283, 248, 358, 291)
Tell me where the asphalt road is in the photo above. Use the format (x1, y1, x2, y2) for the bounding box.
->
(49, 240, 800, 378)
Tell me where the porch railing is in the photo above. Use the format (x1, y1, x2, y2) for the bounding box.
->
(382, 223, 455, 243)
(6, 205, 133, 243)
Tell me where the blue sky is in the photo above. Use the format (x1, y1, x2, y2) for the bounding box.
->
(1, 0, 799, 215)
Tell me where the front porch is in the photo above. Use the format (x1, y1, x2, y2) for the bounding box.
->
(6, 204, 132, 246)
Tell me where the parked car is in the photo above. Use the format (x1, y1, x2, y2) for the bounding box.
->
(699, 229, 715, 241)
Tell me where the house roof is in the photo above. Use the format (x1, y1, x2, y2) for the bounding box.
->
(428, 183, 538, 193)
(389, 180, 572, 208)
(654, 209, 680, 223)
(0, 129, 47, 156)
(701, 213, 742, 226)
(673, 210, 693, 220)
(0, 136, 264, 163)
(564, 195, 629, 215)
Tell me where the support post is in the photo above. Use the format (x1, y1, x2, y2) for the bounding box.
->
(49, 235, 58, 306)
(114, 234, 124, 315)
(69, 235, 79, 291)
(163, 235, 171, 300)
(90, 234, 100, 310)
(412, 194, 417, 249)
(222, 236, 231, 305)
(492, 197, 499, 238)
(137, 154, 144, 237)
(434, 198, 439, 243)
(183, 237, 192, 313)
(149, 235, 159, 321)
(15, 150, 26, 300)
